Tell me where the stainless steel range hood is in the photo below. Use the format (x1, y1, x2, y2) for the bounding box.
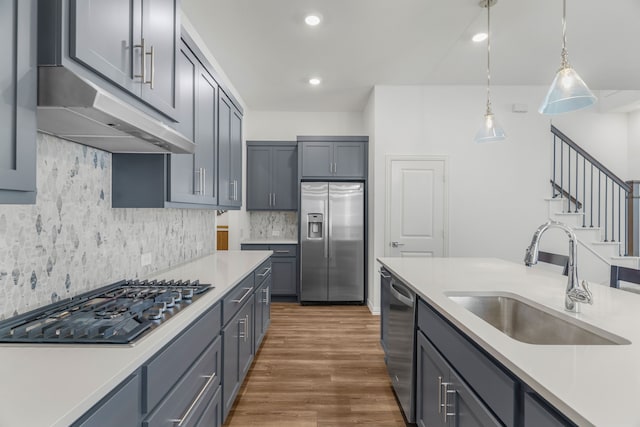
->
(37, 67, 195, 154)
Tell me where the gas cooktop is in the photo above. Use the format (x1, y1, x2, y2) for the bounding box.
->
(0, 279, 212, 344)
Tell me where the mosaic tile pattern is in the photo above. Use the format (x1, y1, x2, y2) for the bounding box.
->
(0, 134, 216, 320)
(249, 211, 297, 240)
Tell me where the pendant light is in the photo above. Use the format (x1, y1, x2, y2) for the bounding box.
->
(474, 0, 506, 143)
(539, 0, 596, 115)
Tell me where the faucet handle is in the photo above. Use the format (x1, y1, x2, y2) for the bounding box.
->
(567, 281, 594, 305)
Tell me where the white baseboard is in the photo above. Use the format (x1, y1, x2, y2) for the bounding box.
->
(367, 299, 380, 315)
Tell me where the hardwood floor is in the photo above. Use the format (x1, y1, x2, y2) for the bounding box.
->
(224, 303, 407, 427)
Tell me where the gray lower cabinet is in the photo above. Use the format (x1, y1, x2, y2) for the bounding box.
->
(68, 0, 179, 119)
(254, 270, 272, 350)
(524, 392, 573, 427)
(298, 137, 367, 179)
(222, 295, 255, 422)
(0, 0, 37, 204)
(241, 244, 298, 298)
(415, 297, 577, 427)
(416, 332, 501, 427)
(218, 90, 243, 209)
(72, 373, 141, 427)
(246, 141, 298, 210)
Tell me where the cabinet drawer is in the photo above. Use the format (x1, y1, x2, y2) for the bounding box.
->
(222, 274, 255, 326)
(269, 244, 297, 257)
(143, 303, 221, 413)
(144, 336, 222, 427)
(241, 244, 269, 250)
(255, 259, 272, 285)
(417, 299, 517, 427)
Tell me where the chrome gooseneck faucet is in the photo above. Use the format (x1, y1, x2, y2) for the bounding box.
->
(524, 220, 593, 312)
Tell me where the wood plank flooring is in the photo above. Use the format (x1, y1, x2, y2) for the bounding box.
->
(224, 303, 407, 427)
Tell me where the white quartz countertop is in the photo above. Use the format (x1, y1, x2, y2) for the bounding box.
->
(241, 239, 298, 245)
(377, 256, 640, 427)
(0, 250, 271, 427)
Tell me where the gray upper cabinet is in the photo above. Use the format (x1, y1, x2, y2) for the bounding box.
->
(298, 137, 368, 179)
(168, 39, 217, 206)
(69, 0, 178, 119)
(0, 0, 37, 204)
(112, 35, 219, 208)
(218, 90, 243, 208)
(246, 142, 297, 211)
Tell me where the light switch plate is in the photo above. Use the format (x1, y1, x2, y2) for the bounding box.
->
(272, 230, 280, 237)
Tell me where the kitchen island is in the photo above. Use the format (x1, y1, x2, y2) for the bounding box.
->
(0, 250, 271, 427)
(378, 256, 640, 427)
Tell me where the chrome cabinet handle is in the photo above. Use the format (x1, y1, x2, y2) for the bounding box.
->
(257, 267, 272, 277)
(194, 169, 201, 195)
(238, 317, 246, 340)
(438, 376, 443, 414)
(148, 44, 155, 89)
(134, 38, 147, 82)
(263, 287, 270, 304)
(379, 268, 391, 279)
(170, 373, 216, 426)
(273, 193, 276, 206)
(333, 162, 337, 174)
(232, 287, 254, 304)
(274, 250, 289, 254)
(243, 314, 249, 342)
(202, 168, 206, 196)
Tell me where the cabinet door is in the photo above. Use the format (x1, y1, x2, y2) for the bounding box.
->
(229, 106, 243, 207)
(70, 0, 139, 95)
(246, 146, 272, 210)
(300, 142, 332, 178)
(524, 393, 573, 427)
(261, 276, 271, 338)
(238, 298, 255, 381)
(168, 40, 196, 203)
(73, 373, 141, 427)
(334, 142, 366, 178)
(449, 368, 502, 427)
(416, 332, 449, 427)
(218, 91, 232, 206)
(222, 312, 240, 421)
(140, 0, 178, 118)
(254, 276, 271, 349)
(271, 257, 297, 296)
(0, 0, 36, 203)
(272, 146, 298, 210)
(194, 67, 217, 203)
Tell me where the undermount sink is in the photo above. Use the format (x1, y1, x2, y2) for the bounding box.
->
(447, 292, 630, 345)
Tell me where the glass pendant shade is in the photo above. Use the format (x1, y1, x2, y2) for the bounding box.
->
(474, 112, 506, 143)
(538, 66, 597, 115)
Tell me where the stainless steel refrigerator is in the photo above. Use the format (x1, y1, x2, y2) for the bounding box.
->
(300, 182, 364, 302)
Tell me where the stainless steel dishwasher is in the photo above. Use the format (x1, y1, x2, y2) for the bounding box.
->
(386, 273, 416, 423)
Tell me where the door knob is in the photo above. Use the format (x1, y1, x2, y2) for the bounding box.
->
(390, 241, 405, 248)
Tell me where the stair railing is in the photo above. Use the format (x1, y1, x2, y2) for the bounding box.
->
(550, 125, 631, 256)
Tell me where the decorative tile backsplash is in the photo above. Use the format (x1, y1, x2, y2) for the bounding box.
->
(0, 134, 216, 320)
(249, 211, 297, 240)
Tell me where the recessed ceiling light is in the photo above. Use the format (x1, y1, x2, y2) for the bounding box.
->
(309, 78, 321, 86)
(472, 32, 488, 42)
(305, 15, 321, 26)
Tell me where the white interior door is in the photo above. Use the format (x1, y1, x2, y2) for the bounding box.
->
(386, 157, 447, 257)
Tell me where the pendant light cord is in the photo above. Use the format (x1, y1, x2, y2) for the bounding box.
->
(560, 0, 570, 69)
(485, 0, 492, 115)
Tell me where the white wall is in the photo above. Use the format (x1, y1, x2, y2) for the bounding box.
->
(367, 85, 630, 312)
(245, 111, 366, 140)
(628, 111, 640, 179)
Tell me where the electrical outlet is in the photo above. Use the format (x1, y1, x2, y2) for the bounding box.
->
(141, 252, 152, 267)
(272, 230, 280, 237)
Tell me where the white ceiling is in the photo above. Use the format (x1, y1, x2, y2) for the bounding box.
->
(182, 0, 640, 112)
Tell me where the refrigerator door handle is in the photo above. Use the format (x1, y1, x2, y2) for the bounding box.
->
(324, 199, 329, 259)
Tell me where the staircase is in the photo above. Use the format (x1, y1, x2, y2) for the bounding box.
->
(540, 126, 640, 284)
